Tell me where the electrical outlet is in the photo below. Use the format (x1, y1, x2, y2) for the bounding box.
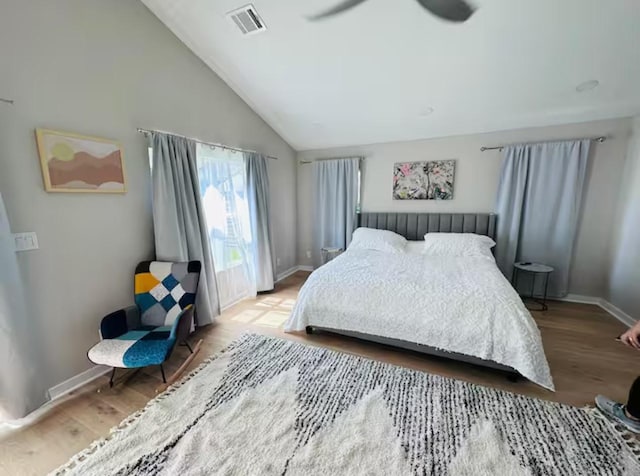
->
(306, 250, 311, 259)
(276, 257, 281, 267)
(13, 232, 39, 251)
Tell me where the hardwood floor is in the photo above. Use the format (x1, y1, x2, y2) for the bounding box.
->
(0, 271, 635, 475)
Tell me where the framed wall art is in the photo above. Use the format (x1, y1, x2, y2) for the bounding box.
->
(393, 160, 455, 200)
(35, 129, 126, 193)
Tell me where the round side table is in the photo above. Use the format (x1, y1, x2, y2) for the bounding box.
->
(511, 262, 554, 311)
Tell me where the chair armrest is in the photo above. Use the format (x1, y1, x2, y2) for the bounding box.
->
(169, 305, 195, 342)
(123, 305, 141, 330)
(100, 305, 139, 339)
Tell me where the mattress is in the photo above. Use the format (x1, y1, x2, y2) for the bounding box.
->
(284, 249, 554, 390)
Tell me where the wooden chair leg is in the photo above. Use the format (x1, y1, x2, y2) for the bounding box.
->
(155, 339, 203, 394)
(109, 368, 116, 388)
(184, 341, 194, 354)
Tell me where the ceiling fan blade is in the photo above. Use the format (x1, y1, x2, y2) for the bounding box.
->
(308, 0, 369, 21)
(415, 0, 476, 22)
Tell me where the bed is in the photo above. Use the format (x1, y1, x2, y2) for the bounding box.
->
(284, 212, 554, 391)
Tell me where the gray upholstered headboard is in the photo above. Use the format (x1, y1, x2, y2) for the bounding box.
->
(356, 213, 497, 241)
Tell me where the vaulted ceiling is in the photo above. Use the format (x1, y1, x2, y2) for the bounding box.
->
(142, 0, 640, 150)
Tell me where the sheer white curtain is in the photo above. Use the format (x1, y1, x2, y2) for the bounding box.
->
(196, 145, 256, 308)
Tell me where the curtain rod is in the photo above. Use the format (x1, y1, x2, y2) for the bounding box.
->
(299, 156, 365, 165)
(136, 128, 278, 160)
(480, 136, 607, 152)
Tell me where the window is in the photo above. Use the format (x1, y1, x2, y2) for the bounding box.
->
(147, 141, 256, 309)
(196, 144, 252, 272)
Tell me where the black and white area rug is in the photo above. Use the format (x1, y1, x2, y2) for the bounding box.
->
(55, 334, 640, 475)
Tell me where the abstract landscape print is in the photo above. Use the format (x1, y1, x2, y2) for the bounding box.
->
(393, 160, 455, 200)
(35, 129, 126, 193)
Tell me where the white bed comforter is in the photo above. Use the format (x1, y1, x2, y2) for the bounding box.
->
(285, 250, 554, 390)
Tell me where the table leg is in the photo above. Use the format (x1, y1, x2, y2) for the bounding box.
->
(542, 272, 549, 311)
(530, 271, 536, 303)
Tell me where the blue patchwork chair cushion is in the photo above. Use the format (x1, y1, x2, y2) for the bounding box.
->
(88, 325, 175, 368)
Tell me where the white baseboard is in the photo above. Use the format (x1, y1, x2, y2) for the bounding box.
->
(555, 294, 601, 305)
(276, 265, 314, 283)
(554, 294, 636, 327)
(599, 300, 637, 327)
(48, 365, 111, 400)
(0, 364, 110, 433)
(276, 266, 301, 283)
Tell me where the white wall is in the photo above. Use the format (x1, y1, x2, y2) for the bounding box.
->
(608, 116, 640, 321)
(0, 0, 296, 397)
(297, 118, 632, 298)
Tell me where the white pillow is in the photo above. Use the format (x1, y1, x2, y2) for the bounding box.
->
(349, 228, 407, 254)
(404, 241, 425, 255)
(422, 233, 495, 258)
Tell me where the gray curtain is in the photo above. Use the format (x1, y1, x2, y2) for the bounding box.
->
(151, 133, 220, 325)
(495, 140, 590, 297)
(312, 157, 360, 268)
(0, 193, 48, 420)
(244, 152, 276, 292)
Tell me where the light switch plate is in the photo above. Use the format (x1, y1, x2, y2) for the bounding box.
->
(13, 232, 39, 251)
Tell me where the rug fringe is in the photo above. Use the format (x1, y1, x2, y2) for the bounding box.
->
(50, 333, 258, 475)
(584, 406, 640, 464)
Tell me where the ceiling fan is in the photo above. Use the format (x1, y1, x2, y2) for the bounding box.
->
(309, 0, 476, 23)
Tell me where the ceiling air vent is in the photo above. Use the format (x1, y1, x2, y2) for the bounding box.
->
(227, 5, 266, 36)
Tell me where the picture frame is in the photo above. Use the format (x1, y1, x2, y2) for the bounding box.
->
(35, 128, 127, 193)
(393, 159, 455, 200)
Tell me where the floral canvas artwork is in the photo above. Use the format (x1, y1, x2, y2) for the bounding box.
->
(393, 160, 455, 200)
